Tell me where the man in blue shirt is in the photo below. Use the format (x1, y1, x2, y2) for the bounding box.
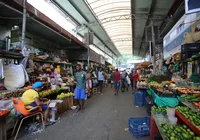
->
(97, 68, 104, 95)
(74, 64, 87, 111)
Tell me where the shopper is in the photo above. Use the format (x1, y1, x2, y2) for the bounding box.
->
(86, 70, 92, 98)
(22, 82, 51, 126)
(110, 71, 114, 88)
(74, 64, 87, 111)
(133, 70, 139, 92)
(114, 69, 121, 95)
(121, 70, 128, 89)
(129, 70, 134, 90)
(97, 68, 104, 95)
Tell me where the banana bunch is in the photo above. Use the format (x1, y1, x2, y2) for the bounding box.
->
(39, 88, 63, 97)
(57, 92, 74, 99)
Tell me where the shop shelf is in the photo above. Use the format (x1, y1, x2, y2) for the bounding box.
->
(128, 116, 150, 137)
(175, 110, 200, 136)
(181, 101, 200, 112)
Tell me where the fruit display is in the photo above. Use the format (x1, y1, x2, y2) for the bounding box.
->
(160, 123, 199, 140)
(57, 92, 73, 99)
(152, 106, 167, 114)
(150, 83, 163, 89)
(180, 94, 200, 102)
(1, 89, 25, 99)
(175, 106, 200, 129)
(137, 81, 148, 89)
(157, 89, 173, 94)
(178, 88, 200, 94)
(39, 88, 64, 97)
(194, 102, 200, 108)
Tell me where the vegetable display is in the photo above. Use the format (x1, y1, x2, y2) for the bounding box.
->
(152, 106, 167, 114)
(160, 123, 199, 140)
(176, 106, 200, 129)
(39, 88, 64, 97)
(57, 92, 73, 99)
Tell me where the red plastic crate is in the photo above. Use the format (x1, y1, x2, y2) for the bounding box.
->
(175, 110, 200, 136)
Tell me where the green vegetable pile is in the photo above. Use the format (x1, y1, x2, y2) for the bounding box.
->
(160, 123, 199, 140)
(180, 94, 200, 102)
(176, 106, 200, 129)
(57, 92, 73, 99)
(152, 106, 167, 114)
(39, 88, 63, 97)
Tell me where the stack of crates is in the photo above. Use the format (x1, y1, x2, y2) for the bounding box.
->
(134, 90, 146, 106)
(128, 116, 150, 137)
(150, 115, 161, 140)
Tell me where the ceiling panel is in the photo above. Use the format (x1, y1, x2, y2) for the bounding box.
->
(86, 0, 132, 55)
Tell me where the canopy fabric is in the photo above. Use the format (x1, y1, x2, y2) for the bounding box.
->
(139, 61, 151, 66)
(107, 65, 115, 69)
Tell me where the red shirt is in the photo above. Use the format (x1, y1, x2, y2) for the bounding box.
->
(133, 72, 139, 82)
(114, 72, 121, 82)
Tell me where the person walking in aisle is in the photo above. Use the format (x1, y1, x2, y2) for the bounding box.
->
(114, 69, 121, 95)
(110, 71, 114, 88)
(133, 69, 139, 92)
(97, 68, 104, 95)
(129, 69, 134, 91)
(74, 64, 87, 111)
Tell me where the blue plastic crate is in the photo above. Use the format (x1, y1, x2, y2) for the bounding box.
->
(128, 116, 150, 137)
(134, 91, 146, 106)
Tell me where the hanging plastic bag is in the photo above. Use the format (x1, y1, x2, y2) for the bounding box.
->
(20, 56, 29, 68)
(4, 64, 26, 90)
(126, 76, 131, 85)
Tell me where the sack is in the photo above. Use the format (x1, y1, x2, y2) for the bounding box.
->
(4, 64, 26, 90)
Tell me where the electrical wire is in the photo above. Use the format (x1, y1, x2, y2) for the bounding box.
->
(0, 16, 22, 19)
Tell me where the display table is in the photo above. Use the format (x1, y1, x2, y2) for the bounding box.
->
(147, 88, 179, 107)
(151, 111, 168, 140)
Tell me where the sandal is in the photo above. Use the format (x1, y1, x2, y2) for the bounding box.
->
(45, 122, 54, 126)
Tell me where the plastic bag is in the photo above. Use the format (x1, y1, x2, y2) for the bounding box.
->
(4, 64, 26, 90)
(126, 76, 131, 85)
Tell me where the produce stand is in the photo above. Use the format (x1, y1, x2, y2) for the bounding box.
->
(175, 110, 200, 136)
(151, 106, 200, 140)
(151, 111, 168, 140)
(147, 88, 179, 107)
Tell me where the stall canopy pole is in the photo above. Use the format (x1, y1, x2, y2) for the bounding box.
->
(88, 44, 90, 69)
(151, 20, 156, 73)
(21, 0, 27, 51)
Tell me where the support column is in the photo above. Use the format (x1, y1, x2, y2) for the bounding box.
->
(21, 0, 27, 50)
(151, 21, 156, 73)
(87, 45, 90, 69)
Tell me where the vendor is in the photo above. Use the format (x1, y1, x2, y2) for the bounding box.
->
(22, 82, 51, 125)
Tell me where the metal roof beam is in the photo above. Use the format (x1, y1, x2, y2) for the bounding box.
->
(74, 14, 164, 33)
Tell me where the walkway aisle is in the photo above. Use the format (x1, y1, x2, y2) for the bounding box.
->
(19, 87, 149, 140)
